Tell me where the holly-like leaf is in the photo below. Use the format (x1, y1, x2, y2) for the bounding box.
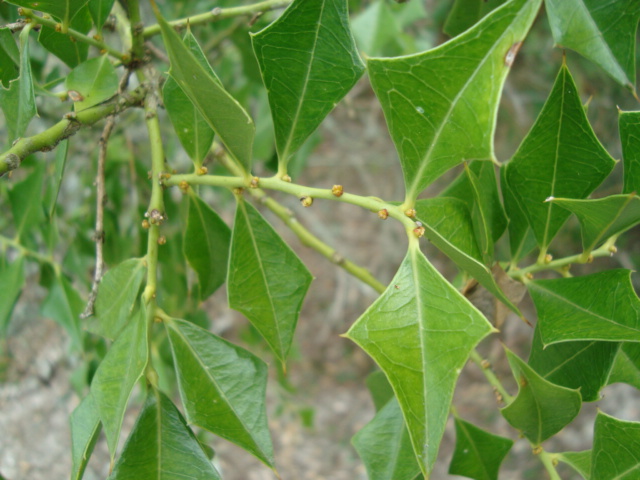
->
(448, 417, 513, 480)
(352, 396, 421, 480)
(38, 7, 91, 68)
(153, 3, 254, 171)
(165, 317, 275, 468)
(6, 0, 90, 26)
(251, 0, 365, 171)
(620, 110, 640, 194)
(545, 0, 640, 91)
(607, 343, 640, 390)
(183, 193, 230, 301)
(89, 257, 146, 340)
(443, 0, 507, 37)
(0, 255, 25, 335)
(528, 325, 618, 402)
(366, 370, 396, 412)
(556, 450, 591, 479)
(108, 388, 221, 480)
(368, 0, 541, 200)
(501, 348, 581, 446)
(90, 305, 148, 457)
(0, 24, 36, 143)
(501, 164, 537, 262)
(549, 194, 640, 254)
(9, 164, 44, 240)
(0, 28, 19, 87)
(228, 198, 312, 365)
(528, 270, 640, 345)
(163, 30, 216, 168)
(41, 273, 84, 350)
(70, 393, 101, 480)
(503, 63, 616, 251)
(65, 55, 118, 111)
(88, 0, 115, 31)
(345, 244, 495, 476)
(592, 411, 640, 479)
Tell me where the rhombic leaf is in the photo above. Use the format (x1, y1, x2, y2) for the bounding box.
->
(153, 4, 254, 171)
(70, 394, 101, 480)
(65, 55, 118, 111)
(528, 270, 640, 345)
(251, 0, 365, 172)
(528, 325, 618, 402)
(38, 8, 91, 68)
(228, 198, 312, 365)
(556, 450, 591, 479)
(503, 63, 616, 251)
(6, 0, 90, 26)
(608, 343, 640, 390)
(108, 388, 221, 480)
(620, 110, 640, 194)
(443, 0, 507, 38)
(352, 396, 421, 480)
(345, 242, 495, 476)
(91, 305, 148, 457)
(163, 30, 216, 168)
(592, 411, 640, 479)
(368, 0, 541, 200)
(545, 0, 640, 91)
(501, 348, 581, 445)
(165, 317, 274, 468)
(448, 417, 513, 480)
(184, 193, 230, 301)
(550, 194, 640, 254)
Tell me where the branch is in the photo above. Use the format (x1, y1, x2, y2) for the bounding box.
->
(0, 84, 148, 177)
(18, 8, 126, 61)
(142, 0, 292, 38)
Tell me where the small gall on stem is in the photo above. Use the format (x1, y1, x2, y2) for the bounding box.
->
(332, 185, 344, 197)
(480, 359, 491, 369)
(405, 208, 416, 218)
(377, 209, 389, 220)
(197, 166, 208, 175)
(282, 174, 292, 183)
(250, 177, 260, 188)
(413, 226, 425, 238)
(532, 446, 543, 456)
(544, 253, 553, 264)
(609, 245, 618, 255)
(178, 180, 189, 193)
(300, 196, 313, 207)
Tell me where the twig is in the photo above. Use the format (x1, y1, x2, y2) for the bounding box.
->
(81, 72, 132, 319)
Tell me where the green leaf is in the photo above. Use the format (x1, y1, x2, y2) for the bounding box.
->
(345, 244, 495, 475)
(415, 197, 482, 262)
(228, 198, 312, 365)
(500, 164, 536, 262)
(352, 396, 421, 480)
(108, 388, 222, 480)
(368, 0, 541, 200)
(0, 255, 25, 335)
(366, 370, 395, 412)
(37, 7, 91, 68)
(184, 193, 230, 300)
(414, 204, 522, 317)
(592, 411, 640, 479)
(70, 393, 101, 480)
(443, 0, 507, 37)
(6, 0, 90, 25)
(41, 273, 84, 350)
(607, 343, 640, 389)
(501, 348, 581, 445)
(545, 0, 640, 90)
(528, 270, 640, 344)
(528, 325, 618, 402)
(0, 28, 19, 87)
(556, 450, 591, 479)
(153, 4, 254, 171)
(251, 0, 365, 170)
(503, 63, 616, 251)
(9, 163, 44, 240)
(90, 305, 148, 457)
(88, 0, 115, 31)
(549, 194, 640, 253)
(162, 30, 216, 168)
(65, 55, 118, 111)
(47, 138, 69, 218)
(165, 317, 275, 468)
(620, 110, 640, 194)
(351, 0, 401, 57)
(448, 417, 513, 480)
(88, 257, 146, 340)
(0, 25, 36, 142)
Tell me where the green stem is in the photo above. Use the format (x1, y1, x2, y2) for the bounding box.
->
(510, 236, 617, 280)
(0, 234, 58, 271)
(468, 349, 513, 404)
(126, 0, 145, 63)
(19, 8, 126, 60)
(538, 449, 562, 480)
(0, 85, 148, 177)
(141, 90, 166, 303)
(142, 0, 292, 38)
